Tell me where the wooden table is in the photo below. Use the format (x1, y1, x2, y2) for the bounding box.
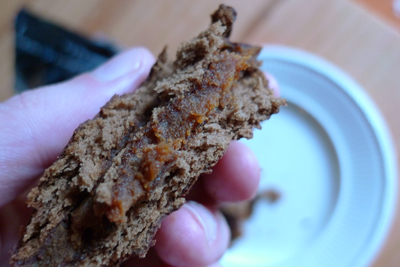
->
(0, 1, 399, 266)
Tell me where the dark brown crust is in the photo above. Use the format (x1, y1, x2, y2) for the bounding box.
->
(11, 5, 285, 266)
(211, 5, 236, 37)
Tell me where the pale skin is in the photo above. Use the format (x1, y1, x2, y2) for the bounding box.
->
(0, 47, 279, 267)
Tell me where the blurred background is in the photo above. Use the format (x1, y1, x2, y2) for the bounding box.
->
(0, 0, 399, 266)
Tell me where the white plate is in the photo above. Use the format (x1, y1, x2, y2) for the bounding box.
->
(220, 45, 397, 267)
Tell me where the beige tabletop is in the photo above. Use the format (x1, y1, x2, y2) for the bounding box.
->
(1, 0, 400, 266)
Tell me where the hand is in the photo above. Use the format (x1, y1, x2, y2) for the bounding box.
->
(0, 47, 278, 267)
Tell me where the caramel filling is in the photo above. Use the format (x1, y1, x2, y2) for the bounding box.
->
(106, 52, 249, 222)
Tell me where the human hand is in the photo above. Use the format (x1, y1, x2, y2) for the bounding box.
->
(0, 47, 278, 267)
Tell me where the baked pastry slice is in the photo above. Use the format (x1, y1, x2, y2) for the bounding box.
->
(11, 5, 285, 266)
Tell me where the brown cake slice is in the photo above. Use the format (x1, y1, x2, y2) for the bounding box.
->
(11, 5, 285, 266)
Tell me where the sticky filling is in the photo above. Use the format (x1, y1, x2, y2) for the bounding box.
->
(105, 51, 249, 222)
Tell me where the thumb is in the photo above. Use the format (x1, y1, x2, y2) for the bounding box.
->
(0, 47, 155, 207)
(154, 201, 230, 267)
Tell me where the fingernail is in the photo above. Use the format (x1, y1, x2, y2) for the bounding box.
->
(91, 48, 144, 82)
(265, 73, 280, 97)
(185, 201, 218, 244)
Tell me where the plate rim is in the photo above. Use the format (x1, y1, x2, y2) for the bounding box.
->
(256, 45, 398, 267)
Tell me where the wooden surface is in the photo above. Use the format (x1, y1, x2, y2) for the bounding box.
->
(0, 0, 399, 266)
(354, 0, 400, 31)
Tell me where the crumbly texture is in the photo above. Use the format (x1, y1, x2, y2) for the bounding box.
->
(11, 5, 285, 267)
(221, 200, 257, 243)
(221, 189, 282, 244)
